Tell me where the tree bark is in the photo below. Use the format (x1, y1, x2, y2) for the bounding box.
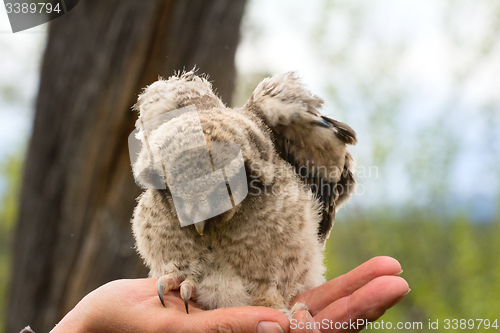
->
(6, 0, 246, 332)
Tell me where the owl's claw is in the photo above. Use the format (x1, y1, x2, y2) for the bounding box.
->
(181, 286, 190, 313)
(180, 278, 195, 314)
(156, 274, 195, 313)
(156, 274, 181, 308)
(290, 302, 309, 316)
(276, 302, 309, 320)
(158, 283, 165, 307)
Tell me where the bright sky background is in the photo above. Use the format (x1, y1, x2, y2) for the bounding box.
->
(1, 0, 499, 219)
(0, 8, 46, 151)
(0, 7, 46, 194)
(237, 0, 500, 220)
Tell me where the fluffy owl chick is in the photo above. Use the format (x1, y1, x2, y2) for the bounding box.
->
(131, 71, 357, 317)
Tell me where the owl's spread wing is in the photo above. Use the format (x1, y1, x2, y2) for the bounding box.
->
(245, 72, 357, 243)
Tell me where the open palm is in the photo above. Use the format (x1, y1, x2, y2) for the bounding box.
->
(51, 256, 409, 333)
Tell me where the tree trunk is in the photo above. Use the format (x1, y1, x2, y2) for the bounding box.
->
(6, 0, 246, 332)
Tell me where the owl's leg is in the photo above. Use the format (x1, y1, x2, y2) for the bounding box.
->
(157, 274, 181, 307)
(253, 291, 291, 317)
(252, 286, 309, 319)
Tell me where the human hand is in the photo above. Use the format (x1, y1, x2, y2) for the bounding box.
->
(290, 256, 410, 332)
(50, 278, 288, 333)
(50, 256, 408, 333)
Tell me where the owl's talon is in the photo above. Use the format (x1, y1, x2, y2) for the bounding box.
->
(156, 274, 181, 308)
(180, 278, 195, 314)
(181, 287, 190, 313)
(291, 302, 309, 316)
(158, 283, 165, 307)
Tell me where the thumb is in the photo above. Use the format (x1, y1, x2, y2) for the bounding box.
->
(188, 306, 289, 333)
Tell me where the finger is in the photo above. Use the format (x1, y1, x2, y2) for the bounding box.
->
(294, 256, 402, 315)
(314, 276, 409, 333)
(179, 306, 290, 333)
(290, 310, 321, 333)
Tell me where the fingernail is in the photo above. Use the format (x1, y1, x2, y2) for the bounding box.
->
(257, 321, 284, 333)
(388, 288, 411, 308)
(395, 269, 404, 275)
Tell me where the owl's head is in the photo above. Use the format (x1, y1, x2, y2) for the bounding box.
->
(134, 70, 224, 131)
(131, 71, 278, 233)
(132, 109, 252, 233)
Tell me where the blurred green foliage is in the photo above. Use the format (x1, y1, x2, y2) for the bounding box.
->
(0, 153, 23, 333)
(308, 2, 500, 328)
(324, 210, 500, 332)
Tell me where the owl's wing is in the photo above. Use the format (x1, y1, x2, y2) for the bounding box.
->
(245, 72, 357, 243)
